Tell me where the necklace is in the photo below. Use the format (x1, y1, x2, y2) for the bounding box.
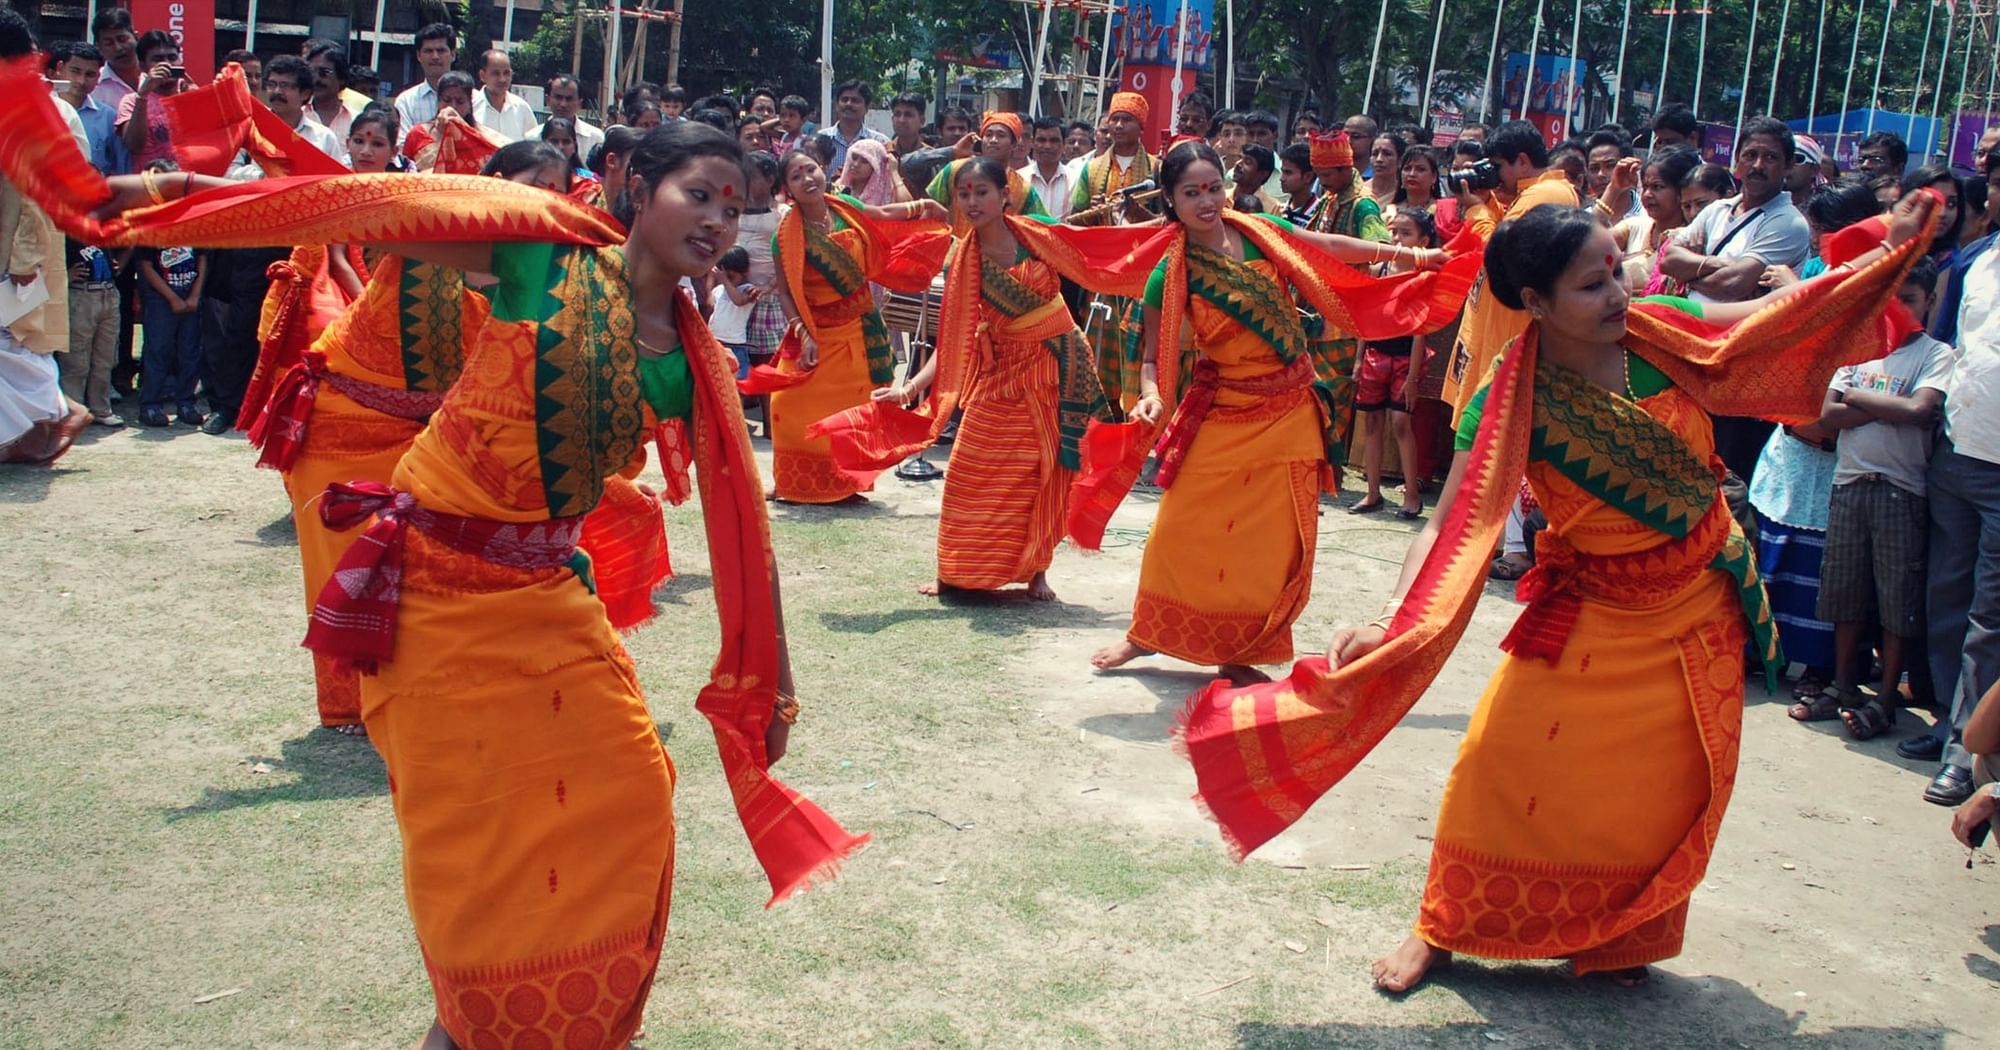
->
(634, 327, 679, 357)
(1620, 346, 1633, 399)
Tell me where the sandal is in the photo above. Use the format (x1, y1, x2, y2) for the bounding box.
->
(1394, 507, 1423, 521)
(1349, 498, 1386, 515)
(1788, 685, 1853, 722)
(1790, 669, 1828, 702)
(1489, 554, 1533, 581)
(1840, 697, 1897, 741)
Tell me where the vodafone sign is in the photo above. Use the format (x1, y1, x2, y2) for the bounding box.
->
(128, 1, 216, 84)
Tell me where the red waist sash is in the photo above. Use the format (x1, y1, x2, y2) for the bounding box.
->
(1153, 355, 1315, 489)
(249, 350, 447, 470)
(303, 481, 585, 672)
(1498, 497, 1731, 665)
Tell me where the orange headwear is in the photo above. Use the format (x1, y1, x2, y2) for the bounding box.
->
(1308, 130, 1355, 170)
(1108, 91, 1150, 127)
(980, 111, 1025, 141)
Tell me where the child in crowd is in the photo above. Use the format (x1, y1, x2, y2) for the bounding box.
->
(62, 234, 130, 427)
(1804, 256, 1956, 739)
(133, 162, 208, 428)
(1350, 209, 1440, 520)
(706, 247, 760, 380)
(774, 96, 812, 154)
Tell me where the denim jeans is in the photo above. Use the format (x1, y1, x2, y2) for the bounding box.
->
(139, 294, 202, 413)
(1924, 441, 2000, 775)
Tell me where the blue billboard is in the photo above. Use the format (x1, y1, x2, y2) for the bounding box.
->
(1117, 0, 1215, 71)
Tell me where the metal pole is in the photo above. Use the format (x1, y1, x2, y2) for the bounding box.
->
(1866, 0, 1895, 135)
(1692, 5, 1708, 117)
(1422, 0, 1450, 124)
(1095, 0, 1117, 121)
(1946, 0, 1975, 163)
(1767, 0, 1792, 114)
(1807, 0, 1827, 126)
(1564, 0, 1582, 121)
(504, 0, 518, 45)
(1169, 0, 1191, 133)
(1030, 0, 1055, 117)
(1611, 0, 1632, 123)
(1225, 0, 1236, 109)
(1836, 0, 1866, 149)
(820, 0, 834, 128)
(1483, 0, 1507, 122)
(1924, 0, 1956, 161)
(605, 3, 623, 120)
(246, 0, 260, 51)
(572, 3, 585, 78)
(1984, 14, 1999, 144)
(667, 0, 686, 86)
(1735, 0, 1761, 133)
(1520, 0, 1545, 122)
(1907, 0, 1936, 142)
(1362, 0, 1391, 115)
(1656, 2, 1676, 115)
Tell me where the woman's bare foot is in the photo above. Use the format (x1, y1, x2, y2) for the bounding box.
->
(329, 723, 368, 738)
(1026, 572, 1057, 602)
(917, 579, 943, 596)
(1603, 965, 1651, 988)
(1218, 664, 1271, 687)
(1091, 639, 1152, 670)
(409, 1020, 457, 1050)
(1371, 934, 1450, 994)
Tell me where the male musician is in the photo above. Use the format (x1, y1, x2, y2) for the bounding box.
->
(1300, 129, 1390, 466)
(925, 111, 1050, 234)
(1067, 91, 1158, 410)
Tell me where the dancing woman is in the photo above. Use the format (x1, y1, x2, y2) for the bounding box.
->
(1085, 142, 1456, 685)
(18, 116, 869, 1049)
(817, 157, 1135, 600)
(764, 150, 946, 503)
(1174, 196, 1935, 992)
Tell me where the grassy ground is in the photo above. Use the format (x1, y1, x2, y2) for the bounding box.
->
(2, 425, 1995, 1049)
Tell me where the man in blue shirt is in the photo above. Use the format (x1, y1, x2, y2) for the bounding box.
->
(52, 41, 127, 175)
(815, 79, 885, 180)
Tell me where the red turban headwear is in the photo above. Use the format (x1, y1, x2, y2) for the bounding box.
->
(1308, 130, 1354, 170)
(1108, 91, 1150, 127)
(981, 111, 1024, 141)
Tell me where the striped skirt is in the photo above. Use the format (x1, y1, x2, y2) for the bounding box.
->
(1755, 512, 1836, 671)
(936, 345, 1068, 589)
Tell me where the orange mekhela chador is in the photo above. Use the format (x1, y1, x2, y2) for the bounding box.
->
(752, 193, 945, 502)
(1067, 212, 1477, 667)
(809, 215, 1172, 590)
(249, 254, 494, 727)
(0, 70, 866, 1050)
(1173, 215, 1927, 974)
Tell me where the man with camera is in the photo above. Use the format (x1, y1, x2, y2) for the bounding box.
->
(1439, 120, 1581, 420)
(113, 30, 185, 171)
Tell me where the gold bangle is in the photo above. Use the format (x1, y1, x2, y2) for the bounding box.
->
(140, 169, 165, 205)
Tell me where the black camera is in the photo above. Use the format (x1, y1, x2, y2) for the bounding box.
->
(1439, 159, 1501, 195)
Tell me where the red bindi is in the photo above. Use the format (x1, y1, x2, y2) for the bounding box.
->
(721, 184, 736, 197)
(1603, 253, 1616, 270)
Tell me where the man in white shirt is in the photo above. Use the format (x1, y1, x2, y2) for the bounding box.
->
(531, 74, 603, 161)
(471, 49, 536, 144)
(393, 22, 456, 145)
(1657, 115, 1811, 480)
(227, 56, 343, 180)
(1019, 116, 1074, 222)
(1914, 156, 2000, 807)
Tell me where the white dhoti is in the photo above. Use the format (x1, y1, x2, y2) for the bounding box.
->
(0, 327, 67, 448)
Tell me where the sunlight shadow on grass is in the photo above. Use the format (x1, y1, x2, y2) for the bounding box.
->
(165, 730, 387, 820)
(252, 512, 295, 546)
(818, 597, 1104, 639)
(1237, 966, 1955, 1050)
(0, 464, 76, 504)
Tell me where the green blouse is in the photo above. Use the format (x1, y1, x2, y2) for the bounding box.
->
(1453, 295, 1703, 452)
(1142, 213, 1299, 309)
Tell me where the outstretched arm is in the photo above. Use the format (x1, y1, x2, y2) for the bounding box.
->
(1287, 226, 1443, 269)
(1326, 449, 1472, 665)
(94, 173, 497, 273)
(858, 198, 946, 225)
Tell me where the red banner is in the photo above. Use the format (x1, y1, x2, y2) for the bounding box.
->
(1118, 64, 1196, 153)
(128, 0, 216, 85)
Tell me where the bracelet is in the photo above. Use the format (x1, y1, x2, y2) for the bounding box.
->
(140, 169, 165, 206)
(774, 693, 800, 726)
(182, 173, 193, 198)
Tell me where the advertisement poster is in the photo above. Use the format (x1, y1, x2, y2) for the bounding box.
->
(1117, 0, 1215, 148)
(1501, 51, 1589, 145)
(129, 0, 215, 85)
